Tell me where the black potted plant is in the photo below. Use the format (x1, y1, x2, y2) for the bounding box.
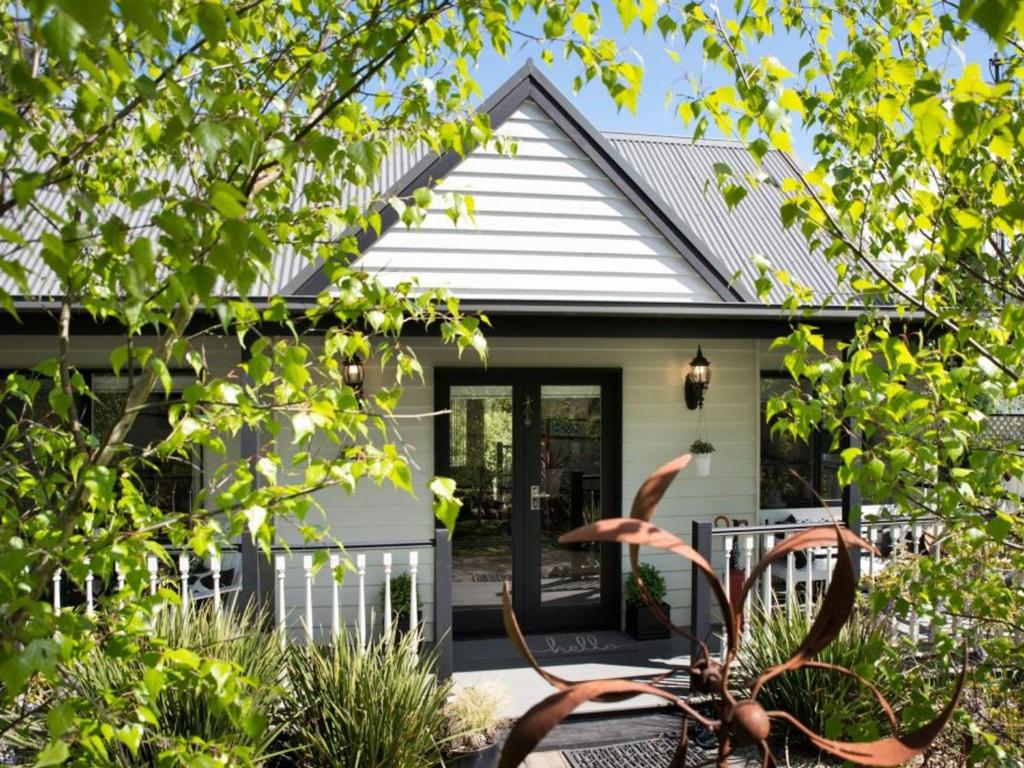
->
(382, 572, 422, 635)
(625, 561, 670, 640)
(442, 685, 507, 768)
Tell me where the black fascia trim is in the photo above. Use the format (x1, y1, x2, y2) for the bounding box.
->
(284, 59, 749, 303)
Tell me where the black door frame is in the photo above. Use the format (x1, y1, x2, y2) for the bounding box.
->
(435, 367, 622, 636)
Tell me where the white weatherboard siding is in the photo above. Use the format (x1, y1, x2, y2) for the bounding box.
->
(305, 337, 759, 631)
(355, 100, 722, 304)
(1, 334, 758, 635)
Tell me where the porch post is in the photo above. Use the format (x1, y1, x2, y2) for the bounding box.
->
(434, 525, 454, 680)
(841, 351, 863, 581)
(689, 520, 716, 671)
(240, 339, 275, 613)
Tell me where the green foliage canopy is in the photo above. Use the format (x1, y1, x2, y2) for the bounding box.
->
(0, 0, 649, 763)
(654, 0, 1024, 761)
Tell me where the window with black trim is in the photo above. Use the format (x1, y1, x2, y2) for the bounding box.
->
(760, 374, 840, 509)
(90, 375, 199, 515)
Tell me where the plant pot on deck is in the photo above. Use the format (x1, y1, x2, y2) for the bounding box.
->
(445, 741, 501, 768)
(625, 601, 671, 640)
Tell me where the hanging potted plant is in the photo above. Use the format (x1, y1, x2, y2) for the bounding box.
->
(625, 562, 670, 640)
(690, 439, 715, 477)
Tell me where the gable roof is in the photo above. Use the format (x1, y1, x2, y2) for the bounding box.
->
(2, 61, 842, 309)
(606, 133, 843, 305)
(284, 61, 750, 302)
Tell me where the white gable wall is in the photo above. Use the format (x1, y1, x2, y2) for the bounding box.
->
(355, 101, 723, 303)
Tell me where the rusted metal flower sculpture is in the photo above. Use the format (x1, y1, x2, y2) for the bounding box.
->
(499, 454, 966, 768)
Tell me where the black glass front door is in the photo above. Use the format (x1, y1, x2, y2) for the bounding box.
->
(436, 369, 621, 636)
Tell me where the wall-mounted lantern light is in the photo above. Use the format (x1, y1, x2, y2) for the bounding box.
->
(342, 357, 365, 394)
(684, 345, 711, 410)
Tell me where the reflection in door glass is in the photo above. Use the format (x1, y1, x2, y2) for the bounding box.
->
(449, 386, 513, 610)
(539, 385, 602, 606)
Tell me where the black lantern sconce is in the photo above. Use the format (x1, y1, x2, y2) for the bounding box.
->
(684, 345, 711, 410)
(342, 357, 365, 395)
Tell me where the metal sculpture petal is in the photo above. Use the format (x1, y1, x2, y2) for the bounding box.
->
(560, 518, 737, 657)
(499, 453, 966, 768)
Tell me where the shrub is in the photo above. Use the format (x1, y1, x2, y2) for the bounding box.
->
(625, 562, 667, 607)
(381, 572, 420, 621)
(734, 602, 898, 745)
(443, 684, 508, 756)
(283, 630, 449, 767)
(3, 604, 285, 766)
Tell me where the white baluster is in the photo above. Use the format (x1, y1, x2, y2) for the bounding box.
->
(383, 552, 393, 636)
(275, 554, 286, 644)
(148, 556, 159, 597)
(786, 544, 796, 618)
(805, 548, 813, 621)
(211, 555, 222, 614)
(743, 535, 754, 641)
(910, 524, 921, 643)
(115, 562, 125, 611)
(330, 552, 340, 641)
(409, 551, 419, 656)
(52, 569, 62, 613)
(825, 545, 834, 588)
(178, 553, 190, 616)
(722, 536, 733, 662)
(761, 534, 773, 612)
(303, 554, 314, 644)
(409, 551, 419, 632)
(867, 524, 876, 578)
(357, 553, 366, 650)
(85, 558, 94, 617)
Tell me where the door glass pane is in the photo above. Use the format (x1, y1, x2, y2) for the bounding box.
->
(449, 385, 513, 611)
(538, 385, 602, 606)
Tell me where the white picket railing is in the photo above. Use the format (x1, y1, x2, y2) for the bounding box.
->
(708, 513, 944, 646)
(50, 543, 428, 655)
(271, 548, 421, 651)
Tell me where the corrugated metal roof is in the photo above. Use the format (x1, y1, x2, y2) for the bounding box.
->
(1, 143, 426, 300)
(2, 128, 841, 306)
(605, 132, 844, 304)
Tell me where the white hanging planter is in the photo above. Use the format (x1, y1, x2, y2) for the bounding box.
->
(694, 454, 712, 477)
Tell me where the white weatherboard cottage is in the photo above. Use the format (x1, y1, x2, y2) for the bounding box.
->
(4, 62, 890, 677)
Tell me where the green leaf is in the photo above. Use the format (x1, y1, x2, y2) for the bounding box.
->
(430, 476, 461, 534)
(959, 0, 1019, 41)
(43, 15, 85, 60)
(196, 2, 227, 45)
(209, 182, 248, 218)
(57, 0, 110, 38)
(986, 515, 1012, 542)
(33, 740, 69, 767)
(412, 187, 432, 209)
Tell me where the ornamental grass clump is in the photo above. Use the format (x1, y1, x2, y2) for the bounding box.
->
(735, 602, 898, 745)
(283, 629, 449, 768)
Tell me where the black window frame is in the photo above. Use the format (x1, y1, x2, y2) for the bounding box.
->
(0, 367, 203, 516)
(759, 371, 842, 510)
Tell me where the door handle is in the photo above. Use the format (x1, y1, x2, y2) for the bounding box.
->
(530, 485, 551, 511)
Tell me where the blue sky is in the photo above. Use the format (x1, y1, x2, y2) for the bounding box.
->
(468, 9, 1002, 165)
